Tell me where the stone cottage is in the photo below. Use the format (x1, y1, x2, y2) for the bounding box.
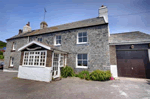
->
(4, 5, 150, 82)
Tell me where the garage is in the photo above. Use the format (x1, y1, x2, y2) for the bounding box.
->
(116, 44, 150, 78)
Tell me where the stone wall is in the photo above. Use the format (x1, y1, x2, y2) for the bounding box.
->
(29, 24, 110, 72)
(109, 45, 117, 65)
(4, 37, 28, 70)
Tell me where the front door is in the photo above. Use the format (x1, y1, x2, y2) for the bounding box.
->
(52, 53, 60, 78)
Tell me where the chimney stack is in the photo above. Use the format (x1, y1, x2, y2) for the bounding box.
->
(23, 22, 32, 33)
(19, 29, 22, 34)
(99, 5, 108, 23)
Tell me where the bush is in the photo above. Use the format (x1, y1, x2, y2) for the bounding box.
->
(0, 55, 4, 59)
(104, 70, 111, 80)
(90, 70, 111, 81)
(78, 70, 90, 80)
(61, 66, 75, 78)
(0, 51, 3, 55)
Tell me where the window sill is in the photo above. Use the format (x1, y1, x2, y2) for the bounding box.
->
(21, 65, 46, 68)
(76, 66, 88, 69)
(54, 44, 61, 47)
(76, 42, 88, 45)
(9, 66, 14, 68)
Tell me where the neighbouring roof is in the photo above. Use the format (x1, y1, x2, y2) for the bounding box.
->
(109, 31, 150, 45)
(7, 17, 106, 41)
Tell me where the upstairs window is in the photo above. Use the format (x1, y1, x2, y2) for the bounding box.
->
(12, 42, 16, 50)
(37, 38, 42, 42)
(55, 35, 61, 45)
(77, 32, 87, 44)
(10, 57, 14, 67)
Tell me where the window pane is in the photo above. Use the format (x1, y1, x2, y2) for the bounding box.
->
(78, 33, 82, 37)
(59, 40, 61, 44)
(83, 54, 87, 59)
(56, 36, 59, 39)
(83, 32, 87, 36)
(79, 38, 82, 42)
(78, 61, 82, 66)
(83, 61, 87, 66)
(78, 54, 82, 59)
(59, 36, 61, 39)
(83, 37, 87, 42)
(56, 40, 59, 44)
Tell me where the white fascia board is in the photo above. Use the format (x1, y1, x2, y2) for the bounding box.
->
(109, 41, 150, 45)
(18, 41, 51, 51)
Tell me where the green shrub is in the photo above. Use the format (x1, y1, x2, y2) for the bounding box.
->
(78, 70, 90, 80)
(0, 55, 4, 59)
(61, 66, 75, 78)
(104, 70, 111, 80)
(74, 73, 79, 77)
(90, 70, 111, 81)
(0, 51, 3, 55)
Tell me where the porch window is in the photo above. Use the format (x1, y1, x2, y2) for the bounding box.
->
(10, 57, 14, 67)
(76, 54, 88, 68)
(23, 51, 47, 66)
(60, 54, 64, 67)
(55, 35, 61, 45)
(77, 32, 87, 44)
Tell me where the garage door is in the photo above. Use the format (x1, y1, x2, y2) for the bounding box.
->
(116, 50, 149, 78)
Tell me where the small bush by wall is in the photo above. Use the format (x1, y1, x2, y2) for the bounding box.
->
(77, 70, 90, 80)
(61, 66, 75, 78)
(90, 70, 111, 81)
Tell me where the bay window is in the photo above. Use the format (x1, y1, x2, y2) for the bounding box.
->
(23, 51, 47, 66)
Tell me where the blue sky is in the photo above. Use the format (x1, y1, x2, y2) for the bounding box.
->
(0, 0, 149, 42)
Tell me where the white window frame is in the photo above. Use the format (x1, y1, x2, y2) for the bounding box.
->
(10, 57, 14, 67)
(12, 42, 16, 50)
(22, 50, 47, 67)
(54, 35, 61, 46)
(77, 32, 88, 44)
(76, 54, 88, 69)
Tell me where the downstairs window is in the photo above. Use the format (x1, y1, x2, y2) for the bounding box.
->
(23, 51, 47, 66)
(76, 54, 88, 68)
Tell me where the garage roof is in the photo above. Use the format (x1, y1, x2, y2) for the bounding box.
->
(109, 31, 150, 45)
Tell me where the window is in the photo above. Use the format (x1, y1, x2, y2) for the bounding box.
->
(55, 35, 61, 45)
(12, 42, 16, 50)
(77, 54, 88, 68)
(23, 51, 47, 66)
(77, 32, 87, 44)
(60, 54, 64, 67)
(10, 57, 14, 67)
(37, 38, 42, 42)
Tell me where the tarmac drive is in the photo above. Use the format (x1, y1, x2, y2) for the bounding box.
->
(0, 71, 150, 99)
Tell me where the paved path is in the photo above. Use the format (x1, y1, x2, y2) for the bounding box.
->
(0, 71, 150, 99)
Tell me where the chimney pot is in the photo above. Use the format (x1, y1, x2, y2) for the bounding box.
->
(19, 29, 22, 34)
(101, 5, 104, 7)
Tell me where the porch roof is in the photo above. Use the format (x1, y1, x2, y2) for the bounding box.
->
(18, 41, 68, 54)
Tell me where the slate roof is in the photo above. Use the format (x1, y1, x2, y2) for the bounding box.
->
(109, 31, 150, 45)
(7, 17, 106, 40)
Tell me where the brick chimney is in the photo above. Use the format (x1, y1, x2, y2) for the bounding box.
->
(99, 5, 108, 23)
(19, 29, 22, 34)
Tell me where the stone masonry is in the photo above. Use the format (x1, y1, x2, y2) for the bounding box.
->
(29, 24, 110, 72)
(4, 37, 28, 70)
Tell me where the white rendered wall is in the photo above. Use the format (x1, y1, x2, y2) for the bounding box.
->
(110, 65, 118, 78)
(148, 49, 150, 62)
(18, 66, 52, 82)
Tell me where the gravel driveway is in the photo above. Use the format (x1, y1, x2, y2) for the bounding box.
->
(0, 71, 150, 99)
